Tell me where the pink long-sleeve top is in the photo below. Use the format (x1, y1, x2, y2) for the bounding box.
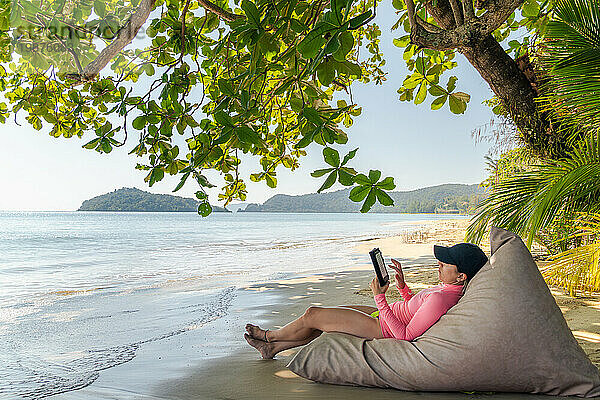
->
(374, 283, 463, 340)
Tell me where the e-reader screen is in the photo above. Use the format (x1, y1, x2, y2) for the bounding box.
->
(369, 248, 389, 287)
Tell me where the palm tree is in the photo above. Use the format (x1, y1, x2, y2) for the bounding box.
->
(466, 134, 600, 247)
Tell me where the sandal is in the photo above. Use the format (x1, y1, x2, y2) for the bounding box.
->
(264, 329, 270, 343)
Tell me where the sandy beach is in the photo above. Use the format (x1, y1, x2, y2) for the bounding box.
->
(55, 218, 600, 399)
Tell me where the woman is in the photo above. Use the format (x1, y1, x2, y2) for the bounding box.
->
(244, 243, 488, 359)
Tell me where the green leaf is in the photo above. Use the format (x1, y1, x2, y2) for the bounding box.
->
(393, 35, 410, 48)
(323, 34, 340, 55)
(298, 31, 325, 59)
(375, 189, 394, 206)
(348, 10, 372, 29)
(415, 83, 427, 105)
(368, 169, 381, 182)
(360, 189, 376, 213)
(452, 92, 471, 103)
(94, 0, 106, 18)
(197, 201, 212, 217)
(349, 185, 370, 201)
(377, 176, 395, 190)
(236, 126, 261, 145)
(449, 94, 468, 114)
(132, 116, 146, 130)
(428, 85, 446, 96)
(331, 0, 347, 14)
(80, 138, 98, 150)
(338, 168, 354, 186)
(241, 0, 261, 28)
(265, 174, 277, 188)
(148, 168, 164, 186)
(392, 0, 405, 10)
(317, 60, 336, 86)
(323, 147, 340, 167)
(290, 97, 303, 112)
(341, 147, 358, 165)
(173, 172, 190, 192)
(447, 76, 458, 92)
(218, 79, 236, 97)
(295, 135, 314, 148)
(431, 95, 447, 110)
(258, 32, 280, 60)
(302, 107, 322, 125)
(101, 139, 112, 153)
(196, 174, 215, 187)
(522, 0, 540, 17)
(213, 128, 234, 145)
(311, 168, 334, 177)
(332, 31, 354, 62)
(354, 173, 370, 185)
(317, 170, 337, 193)
(337, 60, 362, 78)
(214, 111, 234, 127)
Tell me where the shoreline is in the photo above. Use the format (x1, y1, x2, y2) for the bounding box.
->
(54, 217, 600, 399)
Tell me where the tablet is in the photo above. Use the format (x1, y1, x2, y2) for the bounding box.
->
(369, 248, 389, 287)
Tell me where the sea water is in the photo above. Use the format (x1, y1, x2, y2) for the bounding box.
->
(0, 211, 466, 398)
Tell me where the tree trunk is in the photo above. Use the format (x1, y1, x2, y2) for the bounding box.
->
(461, 37, 540, 147)
(461, 37, 569, 157)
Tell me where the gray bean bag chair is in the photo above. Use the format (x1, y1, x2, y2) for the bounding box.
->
(287, 227, 600, 397)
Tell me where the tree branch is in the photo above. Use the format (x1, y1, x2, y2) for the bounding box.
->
(66, 0, 242, 84)
(416, 16, 443, 33)
(477, 0, 524, 32)
(408, 0, 526, 50)
(405, 0, 418, 30)
(462, 0, 476, 21)
(197, 0, 243, 22)
(426, 0, 456, 29)
(66, 0, 156, 83)
(448, 0, 464, 26)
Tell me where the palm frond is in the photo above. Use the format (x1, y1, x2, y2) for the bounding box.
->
(541, 212, 600, 295)
(536, 0, 600, 133)
(466, 134, 600, 246)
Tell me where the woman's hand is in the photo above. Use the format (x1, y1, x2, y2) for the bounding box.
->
(388, 258, 406, 289)
(370, 277, 389, 296)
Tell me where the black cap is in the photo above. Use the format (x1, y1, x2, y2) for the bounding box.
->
(433, 243, 488, 280)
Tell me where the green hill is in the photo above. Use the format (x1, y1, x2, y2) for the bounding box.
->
(241, 184, 485, 213)
(77, 187, 230, 212)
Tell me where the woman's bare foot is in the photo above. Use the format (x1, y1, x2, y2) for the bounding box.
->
(245, 323, 270, 341)
(244, 333, 276, 359)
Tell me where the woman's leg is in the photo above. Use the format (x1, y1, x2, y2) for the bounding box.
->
(260, 306, 384, 342)
(244, 329, 322, 359)
(338, 305, 378, 315)
(245, 305, 378, 341)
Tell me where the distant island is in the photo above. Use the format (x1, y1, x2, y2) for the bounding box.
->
(77, 188, 230, 212)
(78, 184, 484, 213)
(240, 184, 485, 213)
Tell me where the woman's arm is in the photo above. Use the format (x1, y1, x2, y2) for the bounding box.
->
(396, 283, 414, 300)
(389, 259, 413, 300)
(374, 292, 445, 341)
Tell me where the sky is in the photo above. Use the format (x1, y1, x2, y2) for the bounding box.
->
(0, 2, 497, 211)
